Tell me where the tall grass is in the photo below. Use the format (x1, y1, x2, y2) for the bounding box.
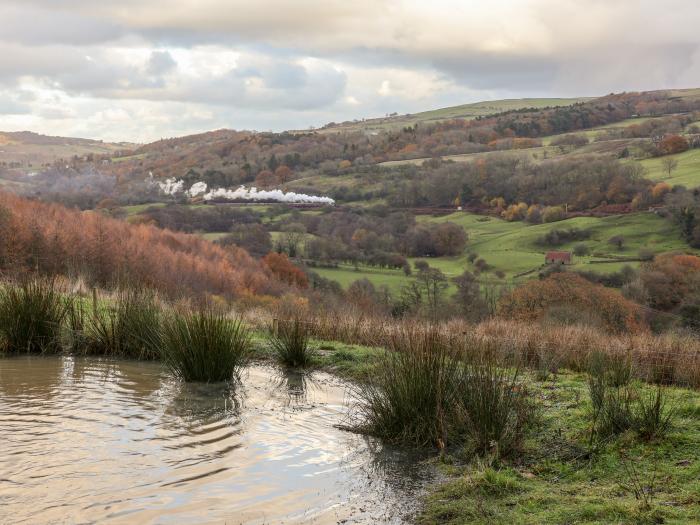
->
(161, 309, 250, 382)
(268, 319, 314, 367)
(0, 279, 68, 354)
(457, 358, 533, 457)
(354, 327, 462, 447)
(588, 353, 677, 442)
(270, 311, 700, 388)
(353, 328, 533, 455)
(84, 290, 163, 359)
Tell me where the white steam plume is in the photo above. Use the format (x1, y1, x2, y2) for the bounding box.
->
(153, 178, 335, 204)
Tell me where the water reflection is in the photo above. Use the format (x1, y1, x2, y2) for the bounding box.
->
(0, 357, 431, 524)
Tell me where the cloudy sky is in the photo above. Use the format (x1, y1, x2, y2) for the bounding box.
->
(1, 0, 699, 142)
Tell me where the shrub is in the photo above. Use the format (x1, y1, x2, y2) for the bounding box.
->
(85, 290, 163, 359)
(268, 318, 314, 367)
(161, 310, 250, 382)
(0, 279, 68, 354)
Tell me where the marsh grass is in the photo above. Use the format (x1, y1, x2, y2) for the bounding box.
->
(354, 327, 462, 447)
(457, 358, 533, 458)
(354, 328, 533, 455)
(634, 387, 677, 441)
(161, 309, 250, 382)
(588, 352, 677, 442)
(268, 318, 314, 367)
(0, 279, 68, 354)
(85, 290, 163, 359)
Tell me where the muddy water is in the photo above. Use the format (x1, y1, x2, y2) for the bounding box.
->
(0, 357, 430, 524)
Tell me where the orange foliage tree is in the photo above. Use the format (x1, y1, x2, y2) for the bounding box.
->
(658, 134, 689, 155)
(262, 252, 308, 288)
(497, 273, 645, 333)
(0, 191, 293, 299)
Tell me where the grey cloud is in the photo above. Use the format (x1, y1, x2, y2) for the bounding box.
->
(147, 51, 177, 76)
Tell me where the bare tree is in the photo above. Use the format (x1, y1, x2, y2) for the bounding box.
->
(661, 157, 679, 178)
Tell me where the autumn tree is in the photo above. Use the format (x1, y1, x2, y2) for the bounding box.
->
(453, 270, 487, 321)
(274, 165, 292, 184)
(255, 170, 277, 189)
(278, 222, 307, 258)
(219, 224, 271, 258)
(658, 134, 689, 156)
(497, 273, 644, 333)
(431, 222, 467, 256)
(262, 252, 308, 288)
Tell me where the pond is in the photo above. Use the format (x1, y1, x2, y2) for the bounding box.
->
(0, 357, 431, 524)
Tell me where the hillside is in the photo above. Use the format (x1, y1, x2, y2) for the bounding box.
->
(317, 97, 594, 134)
(5, 88, 700, 329)
(0, 131, 134, 173)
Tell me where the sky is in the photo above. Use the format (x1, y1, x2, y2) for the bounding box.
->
(1, 0, 699, 143)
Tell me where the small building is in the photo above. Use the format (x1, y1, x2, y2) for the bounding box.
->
(545, 251, 572, 265)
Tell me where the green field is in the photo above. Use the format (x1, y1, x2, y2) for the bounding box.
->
(417, 211, 695, 280)
(313, 97, 592, 135)
(640, 148, 700, 187)
(120, 202, 166, 216)
(305, 211, 696, 294)
(313, 264, 412, 293)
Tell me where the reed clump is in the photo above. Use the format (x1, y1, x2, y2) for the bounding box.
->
(0, 279, 68, 354)
(354, 327, 533, 456)
(268, 318, 314, 367)
(83, 289, 163, 359)
(354, 326, 461, 447)
(588, 351, 677, 442)
(456, 356, 533, 458)
(161, 309, 250, 382)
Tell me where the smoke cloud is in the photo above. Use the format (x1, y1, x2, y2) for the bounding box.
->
(154, 177, 335, 204)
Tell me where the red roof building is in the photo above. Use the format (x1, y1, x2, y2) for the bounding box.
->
(545, 251, 572, 264)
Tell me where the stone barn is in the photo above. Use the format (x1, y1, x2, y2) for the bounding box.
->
(545, 251, 572, 265)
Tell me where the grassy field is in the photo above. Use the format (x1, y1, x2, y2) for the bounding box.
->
(313, 264, 412, 293)
(305, 211, 695, 294)
(417, 211, 696, 281)
(313, 97, 592, 135)
(120, 202, 166, 216)
(420, 371, 700, 524)
(640, 148, 700, 187)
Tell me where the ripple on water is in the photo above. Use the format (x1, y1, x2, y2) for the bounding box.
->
(0, 356, 432, 524)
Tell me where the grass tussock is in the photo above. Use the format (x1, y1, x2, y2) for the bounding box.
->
(268, 318, 314, 367)
(83, 290, 163, 359)
(457, 358, 533, 458)
(354, 327, 461, 447)
(588, 352, 677, 442)
(0, 279, 68, 354)
(161, 309, 250, 382)
(354, 327, 533, 455)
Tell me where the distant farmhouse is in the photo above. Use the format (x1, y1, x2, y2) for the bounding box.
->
(545, 251, 572, 265)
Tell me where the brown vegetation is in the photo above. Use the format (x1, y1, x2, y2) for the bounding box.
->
(0, 191, 288, 299)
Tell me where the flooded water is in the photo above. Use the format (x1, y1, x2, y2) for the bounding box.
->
(0, 357, 430, 524)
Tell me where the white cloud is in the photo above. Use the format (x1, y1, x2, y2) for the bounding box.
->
(0, 0, 698, 141)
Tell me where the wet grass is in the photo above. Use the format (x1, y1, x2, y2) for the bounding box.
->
(267, 319, 314, 367)
(418, 371, 700, 525)
(0, 279, 68, 354)
(81, 290, 163, 359)
(351, 328, 534, 454)
(353, 327, 464, 447)
(161, 309, 251, 382)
